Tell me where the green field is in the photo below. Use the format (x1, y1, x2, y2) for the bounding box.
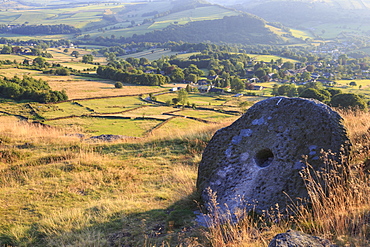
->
(334, 79, 370, 98)
(0, 1, 241, 40)
(300, 21, 370, 39)
(175, 109, 237, 122)
(148, 6, 239, 30)
(0, 102, 36, 119)
(156, 117, 209, 134)
(35, 102, 93, 119)
(155, 92, 233, 106)
(124, 106, 176, 116)
(45, 116, 162, 136)
(35, 97, 152, 119)
(0, 3, 126, 27)
(0, 47, 103, 69)
(247, 54, 300, 63)
(75, 97, 147, 113)
(290, 28, 314, 40)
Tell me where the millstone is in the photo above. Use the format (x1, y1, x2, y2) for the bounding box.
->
(197, 97, 350, 213)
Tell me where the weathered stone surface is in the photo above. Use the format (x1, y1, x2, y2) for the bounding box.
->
(197, 97, 350, 213)
(268, 230, 338, 247)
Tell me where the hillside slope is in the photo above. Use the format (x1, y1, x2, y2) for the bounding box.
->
(125, 14, 283, 44)
(225, 0, 370, 26)
(220, 0, 370, 40)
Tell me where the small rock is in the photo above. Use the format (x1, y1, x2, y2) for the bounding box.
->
(268, 230, 338, 247)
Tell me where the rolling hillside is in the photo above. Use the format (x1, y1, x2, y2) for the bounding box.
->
(124, 14, 283, 44)
(223, 0, 370, 39)
(0, 0, 246, 41)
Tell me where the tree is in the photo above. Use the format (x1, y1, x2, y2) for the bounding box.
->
(299, 88, 330, 103)
(177, 88, 188, 106)
(338, 54, 348, 65)
(349, 81, 357, 87)
(277, 84, 297, 97)
(33, 57, 46, 67)
(330, 93, 367, 110)
(230, 77, 245, 92)
(327, 88, 342, 97)
(208, 70, 216, 76)
(255, 68, 266, 79)
(126, 57, 139, 67)
(55, 68, 70, 76)
(139, 57, 150, 65)
(71, 50, 79, 58)
(107, 52, 117, 63)
(82, 54, 94, 64)
(1, 45, 12, 54)
(306, 65, 315, 72)
(282, 61, 294, 70)
(114, 82, 123, 88)
(185, 73, 198, 83)
(184, 64, 203, 77)
(287, 85, 298, 97)
(171, 68, 185, 83)
(235, 61, 244, 71)
(301, 71, 311, 81)
(23, 59, 30, 65)
(272, 84, 279, 96)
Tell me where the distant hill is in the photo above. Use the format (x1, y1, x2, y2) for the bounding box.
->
(125, 14, 283, 44)
(211, 0, 370, 11)
(219, 0, 370, 26)
(216, 0, 370, 40)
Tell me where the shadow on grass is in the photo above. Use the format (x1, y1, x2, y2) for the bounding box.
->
(107, 191, 204, 247)
(0, 191, 205, 247)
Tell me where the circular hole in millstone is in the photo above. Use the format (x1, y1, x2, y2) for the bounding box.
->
(255, 149, 274, 167)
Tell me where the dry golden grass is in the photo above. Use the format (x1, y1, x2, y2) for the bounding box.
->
(0, 114, 220, 246)
(0, 116, 81, 146)
(47, 77, 164, 100)
(296, 156, 370, 246)
(150, 118, 233, 142)
(1, 107, 369, 246)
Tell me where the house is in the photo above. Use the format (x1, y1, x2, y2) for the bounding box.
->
(209, 87, 224, 94)
(233, 93, 243, 97)
(284, 70, 296, 76)
(198, 85, 211, 93)
(323, 73, 334, 79)
(311, 73, 320, 79)
(207, 75, 218, 80)
(295, 63, 303, 69)
(249, 78, 258, 83)
(253, 85, 264, 90)
(197, 79, 208, 85)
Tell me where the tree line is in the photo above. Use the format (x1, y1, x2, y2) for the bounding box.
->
(0, 76, 68, 103)
(0, 24, 81, 35)
(97, 66, 169, 86)
(272, 82, 368, 110)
